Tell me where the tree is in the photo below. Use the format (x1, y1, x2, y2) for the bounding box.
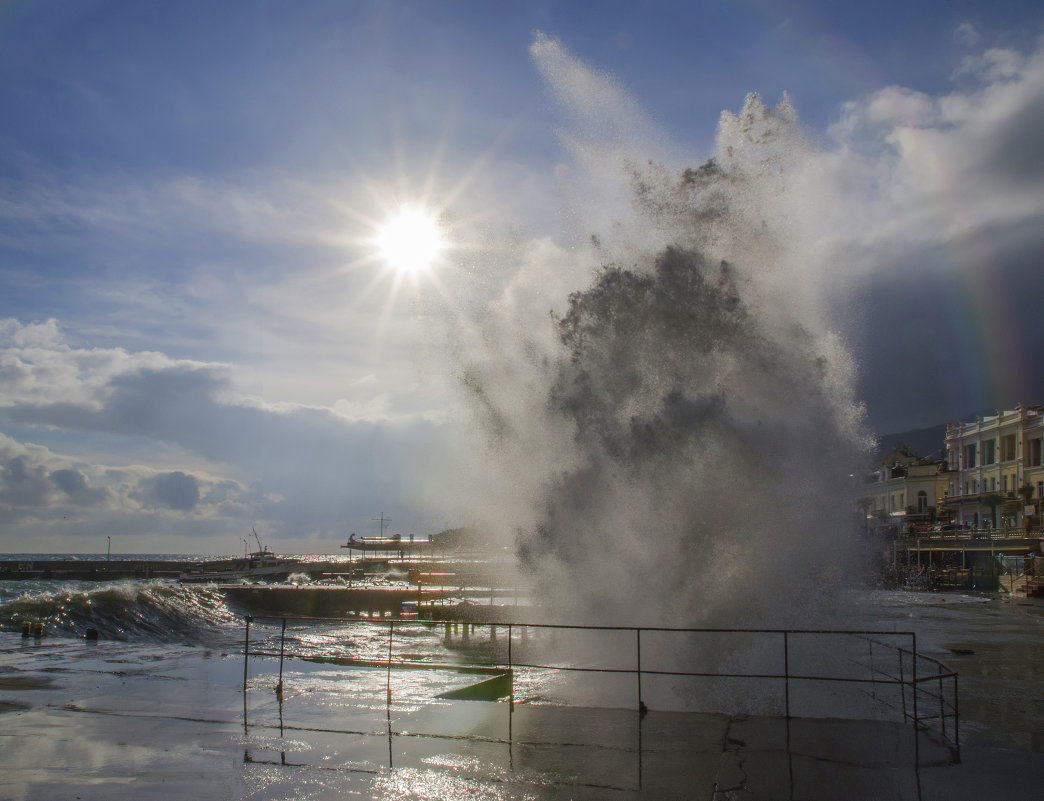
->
(982, 492, 1004, 529)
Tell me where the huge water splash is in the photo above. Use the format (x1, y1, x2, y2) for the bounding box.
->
(453, 35, 869, 629)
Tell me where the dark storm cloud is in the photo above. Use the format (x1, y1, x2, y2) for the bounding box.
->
(137, 471, 200, 511)
(985, 82, 1044, 186)
(820, 42, 1044, 435)
(3, 365, 228, 439)
(835, 225, 1044, 435)
(49, 467, 108, 506)
(50, 468, 87, 494)
(0, 456, 51, 507)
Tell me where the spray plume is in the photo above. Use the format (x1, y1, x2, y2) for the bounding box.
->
(453, 34, 870, 630)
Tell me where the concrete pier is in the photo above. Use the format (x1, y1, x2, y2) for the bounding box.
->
(0, 557, 518, 584)
(0, 559, 186, 581)
(221, 585, 460, 617)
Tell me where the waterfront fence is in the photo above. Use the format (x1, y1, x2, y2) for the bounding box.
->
(240, 616, 959, 765)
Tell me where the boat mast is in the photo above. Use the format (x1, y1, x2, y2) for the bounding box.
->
(372, 513, 391, 537)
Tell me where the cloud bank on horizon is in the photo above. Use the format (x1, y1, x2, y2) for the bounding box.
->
(1, 3, 1043, 551)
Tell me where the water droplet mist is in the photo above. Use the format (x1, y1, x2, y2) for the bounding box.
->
(451, 35, 871, 631)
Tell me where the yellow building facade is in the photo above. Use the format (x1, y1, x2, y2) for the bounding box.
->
(863, 446, 951, 533)
(942, 404, 1044, 532)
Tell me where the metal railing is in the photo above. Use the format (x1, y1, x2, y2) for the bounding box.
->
(861, 633, 960, 762)
(998, 555, 1042, 595)
(241, 616, 960, 765)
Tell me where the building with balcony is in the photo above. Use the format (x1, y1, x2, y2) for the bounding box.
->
(942, 404, 1044, 532)
(862, 445, 951, 533)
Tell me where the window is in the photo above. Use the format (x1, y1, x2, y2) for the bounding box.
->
(1038, 481, 1043, 499)
(964, 444, 977, 468)
(1003, 475, 1008, 492)
(1001, 434, 1017, 462)
(1030, 439, 1042, 467)
(982, 439, 996, 465)
(917, 491, 928, 512)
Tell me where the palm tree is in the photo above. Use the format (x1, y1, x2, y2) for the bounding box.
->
(982, 492, 1004, 530)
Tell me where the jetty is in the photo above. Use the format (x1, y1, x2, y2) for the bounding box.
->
(0, 559, 186, 581)
(221, 584, 468, 617)
(0, 555, 515, 582)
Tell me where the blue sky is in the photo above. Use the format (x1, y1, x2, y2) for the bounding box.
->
(2, 1, 1044, 552)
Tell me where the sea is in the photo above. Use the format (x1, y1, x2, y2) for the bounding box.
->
(1, 554, 1042, 799)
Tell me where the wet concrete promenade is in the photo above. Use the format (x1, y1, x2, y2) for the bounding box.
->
(1, 635, 1040, 801)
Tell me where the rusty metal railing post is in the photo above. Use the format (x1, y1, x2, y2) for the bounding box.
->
(386, 621, 395, 707)
(868, 638, 877, 700)
(783, 631, 791, 751)
(898, 649, 907, 721)
(507, 623, 514, 710)
(635, 629, 643, 713)
(911, 633, 919, 725)
(938, 662, 945, 740)
(912, 633, 920, 765)
(243, 616, 252, 689)
(276, 618, 286, 696)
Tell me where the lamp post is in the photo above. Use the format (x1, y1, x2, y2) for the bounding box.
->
(107, 535, 111, 561)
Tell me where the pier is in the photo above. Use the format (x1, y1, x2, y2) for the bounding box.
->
(0, 556, 516, 584)
(0, 559, 186, 581)
(887, 532, 1043, 591)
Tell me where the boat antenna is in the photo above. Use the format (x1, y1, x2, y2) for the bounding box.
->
(372, 513, 391, 537)
(251, 526, 264, 554)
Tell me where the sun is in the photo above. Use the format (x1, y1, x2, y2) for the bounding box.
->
(375, 205, 445, 275)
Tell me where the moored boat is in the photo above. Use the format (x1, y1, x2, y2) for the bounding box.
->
(179, 529, 303, 584)
(178, 550, 303, 584)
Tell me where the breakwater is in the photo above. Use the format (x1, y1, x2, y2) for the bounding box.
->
(0, 559, 187, 581)
(0, 557, 518, 585)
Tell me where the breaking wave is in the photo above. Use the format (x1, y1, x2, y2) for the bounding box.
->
(0, 580, 241, 643)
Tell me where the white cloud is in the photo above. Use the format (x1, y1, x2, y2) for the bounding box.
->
(861, 86, 939, 128)
(821, 38, 1044, 258)
(954, 47, 1025, 82)
(954, 22, 981, 48)
(0, 320, 463, 548)
(801, 37, 1044, 430)
(0, 431, 254, 531)
(0, 317, 215, 410)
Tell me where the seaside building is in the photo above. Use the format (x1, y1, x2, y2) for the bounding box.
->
(861, 445, 951, 534)
(941, 404, 1044, 532)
